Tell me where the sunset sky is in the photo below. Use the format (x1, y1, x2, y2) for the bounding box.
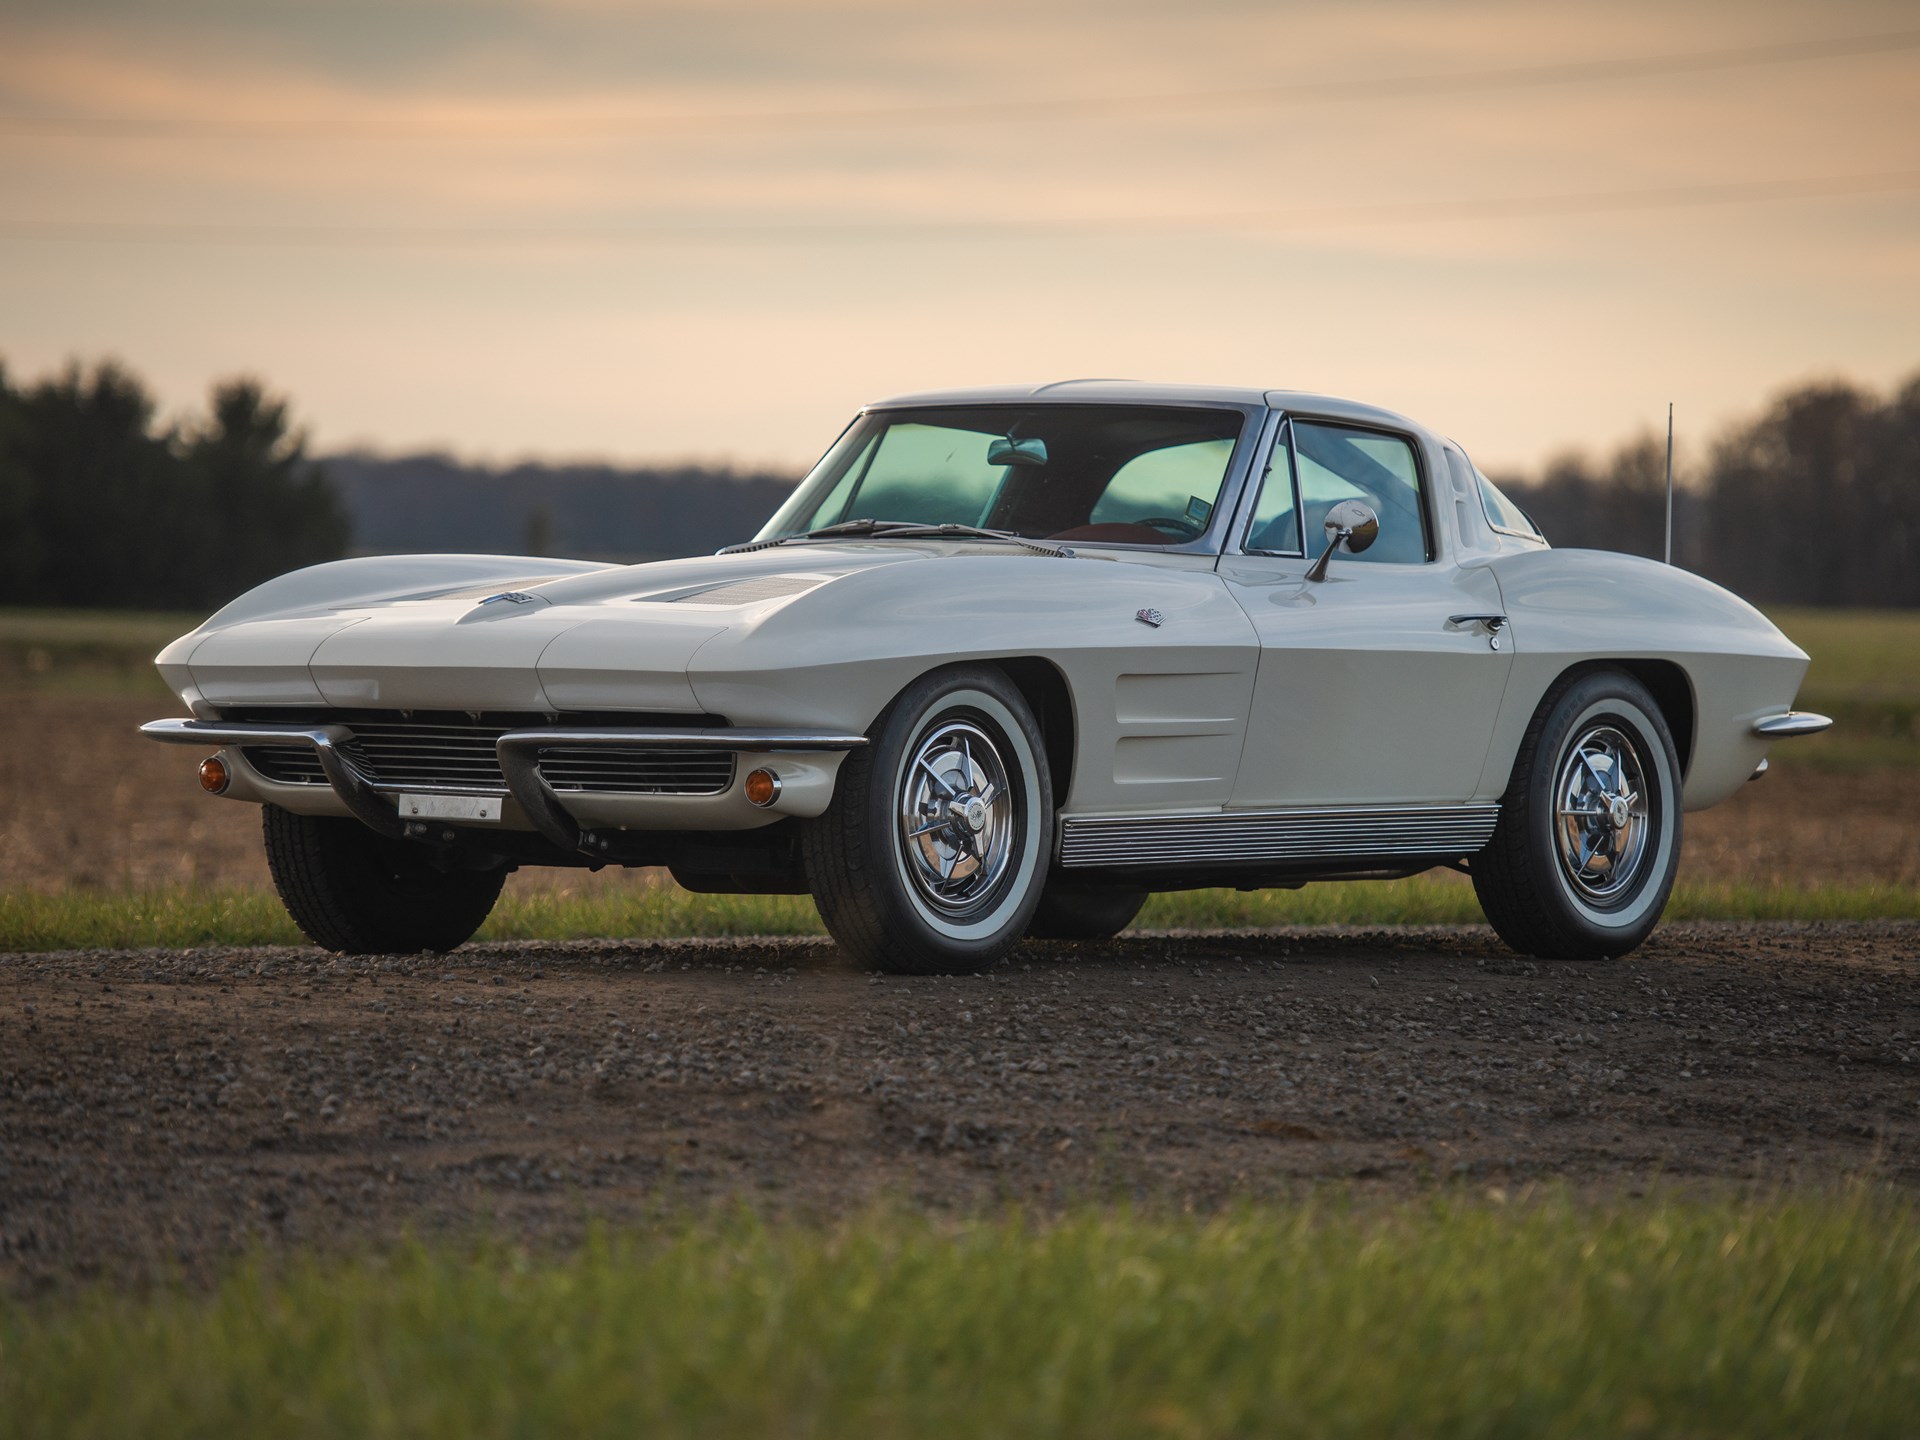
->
(2, 0, 1916, 474)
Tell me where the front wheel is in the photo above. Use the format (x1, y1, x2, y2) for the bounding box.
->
(1472, 669, 1683, 960)
(805, 665, 1051, 974)
(262, 806, 506, 954)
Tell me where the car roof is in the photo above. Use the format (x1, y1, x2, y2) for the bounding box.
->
(865, 379, 1427, 434)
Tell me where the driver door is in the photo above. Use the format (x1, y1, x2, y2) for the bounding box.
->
(1221, 416, 1513, 808)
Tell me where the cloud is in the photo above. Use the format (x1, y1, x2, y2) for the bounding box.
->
(0, 0, 1914, 467)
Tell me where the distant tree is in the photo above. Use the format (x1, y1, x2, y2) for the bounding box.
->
(1498, 368, 1920, 606)
(0, 364, 43, 594)
(522, 502, 555, 557)
(179, 377, 350, 605)
(1877, 373, 1920, 605)
(8, 360, 182, 608)
(0, 356, 351, 610)
(323, 453, 797, 562)
(1496, 434, 1669, 561)
(1700, 375, 1920, 607)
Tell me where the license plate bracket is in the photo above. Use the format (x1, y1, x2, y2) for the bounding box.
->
(398, 793, 503, 823)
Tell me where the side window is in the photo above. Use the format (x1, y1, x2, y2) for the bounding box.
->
(1090, 439, 1234, 532)
(1476, 466, 1544, 540)
(1450, 440, 1543, 541)
(1242, 423, 1302, 555)
(1291, 420, 1429, 564)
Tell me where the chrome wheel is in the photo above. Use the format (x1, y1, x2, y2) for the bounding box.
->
(1474, 671, 1681, 961)
(807, 666, 1050, 974)
(897, 719, 1016, 915)
(1552, 723, 1652, 905)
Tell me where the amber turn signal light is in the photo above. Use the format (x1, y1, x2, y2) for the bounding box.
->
(743, 767, 782, 808)
(198, 755, 230, 794)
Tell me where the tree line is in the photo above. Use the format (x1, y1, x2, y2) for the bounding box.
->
(1492, 368, 1920, 608)
(0, 360, 348, 611)
(324, 451, 796, 564)
(0, 355, 1914, 610)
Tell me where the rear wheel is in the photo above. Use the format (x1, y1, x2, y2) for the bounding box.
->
(1026, 881, 1147, 940)
(805, 665, 1050, 974)
(1473, 670, 1682, 960)
(262, 806, 506, 954)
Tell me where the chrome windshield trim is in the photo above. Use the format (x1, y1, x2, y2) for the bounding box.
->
(753, 399, 1267, 557)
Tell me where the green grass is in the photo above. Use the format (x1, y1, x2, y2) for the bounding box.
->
(0, 606, 202, 698)
(3, 876, 1915, 954)
(4, 1193, 1917, 1438)
(1761, 607, 1919, 770)
(1767, 607, 1920, 708)
(0, 607, 206, 654)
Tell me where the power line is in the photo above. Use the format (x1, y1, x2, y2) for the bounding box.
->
(2, 28, 1916, 140)
(3, 169, 1915, 249)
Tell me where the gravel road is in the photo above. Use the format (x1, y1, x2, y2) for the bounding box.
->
(4, 922, 1917, 1288)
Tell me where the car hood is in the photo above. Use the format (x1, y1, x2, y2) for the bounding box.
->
(162, 542, 1055, 713)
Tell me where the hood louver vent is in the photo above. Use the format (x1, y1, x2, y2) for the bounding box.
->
(668, 574, 829, 607)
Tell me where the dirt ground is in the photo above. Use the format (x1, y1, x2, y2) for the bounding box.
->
(6, 696, 1916, 1291)
(7, 696, 1920, 894)
(3, 922, 1917, 1289)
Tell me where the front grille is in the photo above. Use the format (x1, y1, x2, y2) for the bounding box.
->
(244, 745, 327, 785)
(232, 710, 736, 797)
(536, 747, 735, 795)
(346, 722, 510, 789)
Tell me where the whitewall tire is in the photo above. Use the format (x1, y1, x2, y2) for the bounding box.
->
(1473, 669, 1683, 960)
(805, 665, 1051, 974)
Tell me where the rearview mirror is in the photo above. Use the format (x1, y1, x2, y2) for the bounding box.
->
(1304, 499, 1380, 582)
(987, 436, 1048, 467)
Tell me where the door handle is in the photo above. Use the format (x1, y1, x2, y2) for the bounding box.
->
(1446, 613, 1507, 632)
(1446, 613, 1509, 650)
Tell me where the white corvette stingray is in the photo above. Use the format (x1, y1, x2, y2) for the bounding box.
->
(146, 382, 1828, 971)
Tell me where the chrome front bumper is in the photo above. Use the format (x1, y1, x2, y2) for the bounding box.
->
(1751, 712, 1833, 737)
(1745, 711, 1833, 782)
(141, 718, 866, 853)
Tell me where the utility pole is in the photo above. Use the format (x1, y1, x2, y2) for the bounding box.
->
(1664, 402, 1674, 565)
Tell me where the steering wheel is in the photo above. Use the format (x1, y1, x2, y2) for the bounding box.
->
(1133, 514, 1206, 541)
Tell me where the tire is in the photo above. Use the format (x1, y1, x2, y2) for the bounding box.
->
(1026, 882, 1147, 940)
(1473, 669, 1683, 960)
(262, 805, 506, 955)
(805, 664, 1051, 974)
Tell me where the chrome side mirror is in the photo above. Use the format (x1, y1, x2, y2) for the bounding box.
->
(1304, 499, 1380, 582)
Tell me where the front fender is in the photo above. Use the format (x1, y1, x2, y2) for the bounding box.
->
(686, 554, 1262, 813)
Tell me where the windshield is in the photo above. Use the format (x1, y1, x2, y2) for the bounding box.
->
(758, 404, 1249, 547)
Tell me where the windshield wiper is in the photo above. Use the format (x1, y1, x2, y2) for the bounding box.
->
(717, 518, 900, 554)
(873, 523, 1077, 558)
(720, 519, 1075, 558)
